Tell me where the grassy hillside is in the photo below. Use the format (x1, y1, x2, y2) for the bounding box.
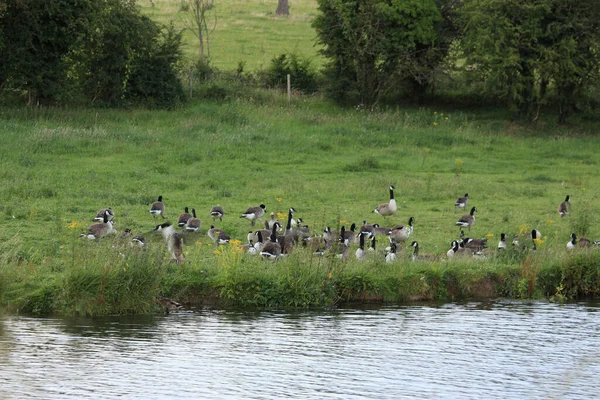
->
(0, 95, 599, 314)
(139, 0, 322, 70)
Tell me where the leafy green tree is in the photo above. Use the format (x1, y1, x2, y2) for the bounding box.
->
(459, 0, 600, 121)
(0, 0, 93, 104)
(313, 0, 451, 106)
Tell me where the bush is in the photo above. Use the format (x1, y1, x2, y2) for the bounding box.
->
(260, 52, 319, 93)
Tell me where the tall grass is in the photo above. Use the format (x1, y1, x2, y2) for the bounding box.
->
(0, 93, 599, 315)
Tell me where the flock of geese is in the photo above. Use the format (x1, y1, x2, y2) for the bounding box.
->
(81, 189, 599, 264)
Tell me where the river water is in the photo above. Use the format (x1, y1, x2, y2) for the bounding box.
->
(1, 300, 599, 399)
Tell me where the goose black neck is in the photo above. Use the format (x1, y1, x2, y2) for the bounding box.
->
(389, 187, 395, 200)
(271, 225, 278, 242)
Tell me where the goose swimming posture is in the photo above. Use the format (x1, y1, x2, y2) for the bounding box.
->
(210, 205, 224, 222)
(455, 193, 468, 213)
(567, 233, 590, 249)
(81, 213, 116, 239)
(558, 195, 571, 217)
(154, 222, 185, 264)
(456, 207, 477, 232)
(178, 207, 192, 227)
(240, 204, 266, 226)
(94, 208, 114, 222)
(374, 186, 397, 217)
(390, 217, 415, 242)
(184, 208, 201, 232)
(150, 196, 165, 219)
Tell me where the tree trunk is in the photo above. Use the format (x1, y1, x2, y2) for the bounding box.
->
(275, 0, 289, 16)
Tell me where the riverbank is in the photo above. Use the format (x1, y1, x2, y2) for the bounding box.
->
(1, 96, 599, 316)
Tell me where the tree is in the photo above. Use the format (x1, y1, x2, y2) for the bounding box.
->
(180, 0, 217, 64)
(313, 0, 449, 107)
(459, 0, 600, 122)
(275, 0, 290, 16)
(0, 0, 93, 104)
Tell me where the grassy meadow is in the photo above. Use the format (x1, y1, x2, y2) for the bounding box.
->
(139, 0, 322, 70)
(0, 90, 599, 315)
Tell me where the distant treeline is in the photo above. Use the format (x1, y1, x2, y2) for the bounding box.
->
(1, 0, 599, 121)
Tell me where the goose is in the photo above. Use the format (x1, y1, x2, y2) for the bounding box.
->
(512, 229, 541, 247)
(531, 229, 542, 250)
(323, 226, 334, 245)
(368, 234, 377, 252)
(455, 193, 468, 213)
(373, 186, 397, 217)
(343, 222, 357, 243)
(240, 204, 266, 226)
(359, 221, 378, 236)
(208, 225, 227, 243)
(154, 222, 185, 264)
(335, 226, 349, 259)
(567, 233, 590, 249)
(250, 222, 282, 244)
(390, 217, 415, 242)
(260, 224, 282, 259)
(81, 213, 116, 239)
(94, 208, 114, 222)
(267, 212, 280, 229)
(131, 234, 146, 247)
(156, 296, 183, 314)
(177, 207, 192, 227)
(355, 231, 367, 260)
(456, 207, 476, 232)
(216, 230, 231, 245)
(184, 208, 201, 232)
(461, 237, 487, 253)
(498, 233, 507, 250)
(446, 240, 473, 258)
(385, 242, 398, 263)
(558, 195, 570, 217)
(150, 196, 165, 219)
(210, 205, 224, 222)
(410, 241, 438, 261)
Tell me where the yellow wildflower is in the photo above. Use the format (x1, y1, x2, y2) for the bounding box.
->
(277, 212, 287, 220)
(229, 239, 241, 246)
(195, 241, 203, 246)
(433, 121, 439, 126)
(212, 250, 221, 255)
(455, 158, 463, 165)
(276, 197, 283, 203)
(486, 233, 494, 238)
(546, 220, 555, 225)
(66, 221, 81, 229)
(327, 273, 333, 280)
(445, 117, 449, 121)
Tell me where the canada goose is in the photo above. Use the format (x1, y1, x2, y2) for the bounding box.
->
(390, 217, 415, 242)
(531, 229, 542, 250)
(131, 234, 146, 247)
(261, 224, 282, 259)
(150, 196, 165, 219)
(323, 226, 334, 245)
(455, 193, 468, 213)
(512, 229, 541, 247)
(567, 233, 590, 249)
(210, 205, 224, 222)
(498, 233, 507, 250)
(374, 186, 397, 217)
(446, 240, 473, 258)
(178, 207, 192, 227)
(456, 207, 476, 232)
(250, 222, 282, 244)
(461, 237, 487, 252)
(355, 232, 367, 260)
(335, 226, 350, 259)
(81, 213, 116, 239)
(94, 208, 114, 222)
(208, 225, 227, 243)
(368, 234, 377, 252)
(154, 222, 185, 264)
(359, 221, 379, 236)
(410, 241, 438, 261)
(240, 204, 266, 226)
(558, 195, 571, 217)
(156, 296, 183, 314)
(342, 223, 357, 243)
(385, 242, 397, 263)
(287, 207, 298, 228)
(185, 209, 201, 232)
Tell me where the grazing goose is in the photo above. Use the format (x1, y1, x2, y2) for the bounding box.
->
(567, 233, 590, 249)
(184, 209, 201, 232)
(154, 222, 185, 264)
(94, 208, 114, 222)
(455, 193, 468, 213)
(81, 213, 116, 239)
(498, 233, 507, 250)
(150, 196, 165, 219)
(178, 207, 192, 227)
(390, 217, 415, 242)
(373, 186, 397, 217)
(461, 237, 487, 253)
(261, 224, 282, 259)
(456, 207, 477, 232)
(216, 230, 231, 245)
(558, 195, 571, 217)
(131, 234, 146, 247)
(240, 204, 266, 226)
(385, 242, 398, 263)
(355, 232, 367, 260)
(210, 205, 224, 222)
(208, 225, 227, 243)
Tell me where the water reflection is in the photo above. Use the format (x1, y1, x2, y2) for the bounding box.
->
(1, 301, 599, 399)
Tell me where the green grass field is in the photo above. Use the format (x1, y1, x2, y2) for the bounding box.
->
(0, 92, 599, 315)
(139, 0, 322, 70)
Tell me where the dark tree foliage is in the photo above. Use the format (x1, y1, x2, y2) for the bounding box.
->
(312, 0, 454, 107)
(264, 53, 318, 93)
